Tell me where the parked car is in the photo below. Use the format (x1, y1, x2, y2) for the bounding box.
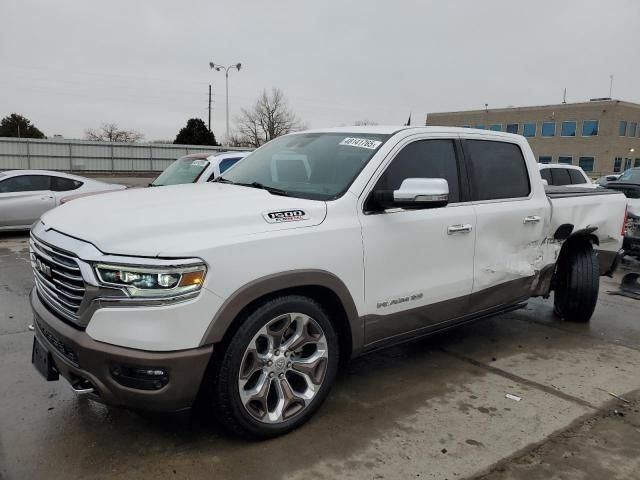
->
(538, 163, 597, 188)
(605, 168, 640, 259)
(150, 151, 251, 186)
(29, 127, 626, 439)
(595, 173, 621, 187)
(0, 170, 125, 232)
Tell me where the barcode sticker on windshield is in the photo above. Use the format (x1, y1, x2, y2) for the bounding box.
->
(339, 137, 382, 150)
(191, 160, 208, 167)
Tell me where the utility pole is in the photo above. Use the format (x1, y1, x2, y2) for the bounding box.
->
(208, 84, 212, 133)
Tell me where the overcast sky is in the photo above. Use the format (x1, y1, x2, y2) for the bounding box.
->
(1, 0, 639, 141)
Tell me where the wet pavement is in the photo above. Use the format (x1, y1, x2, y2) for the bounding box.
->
(1, 231, 639, 480)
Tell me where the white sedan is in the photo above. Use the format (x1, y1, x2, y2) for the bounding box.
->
(0, 170, 125, 231)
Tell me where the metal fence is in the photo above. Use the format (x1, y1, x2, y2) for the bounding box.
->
(0, 137, 249, 173)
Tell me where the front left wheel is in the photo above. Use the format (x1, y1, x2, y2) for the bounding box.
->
(211, 295, 339, 439)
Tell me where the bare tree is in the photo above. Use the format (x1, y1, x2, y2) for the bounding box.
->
(234, 88, 302, 147)
(84, 123, 144, 143)
(353, 119, 378, 126)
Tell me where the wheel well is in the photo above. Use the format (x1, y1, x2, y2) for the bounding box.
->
(554, 232, 597, 282)
(217, 285, 353, 365)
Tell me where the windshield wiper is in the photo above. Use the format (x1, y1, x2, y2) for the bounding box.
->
(211, 177, 291, 196)
(235, 181, 290, 196)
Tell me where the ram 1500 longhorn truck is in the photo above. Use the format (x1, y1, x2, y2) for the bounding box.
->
(29, 126, 627, 438)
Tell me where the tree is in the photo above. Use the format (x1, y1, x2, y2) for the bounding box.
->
(0, 113, 45, 138)
(173, 118, 218, 145)
(234, 88, 302, 147)
(85, 123, 144, 142)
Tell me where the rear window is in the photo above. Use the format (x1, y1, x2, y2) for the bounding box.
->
(540, 168, 552, 184)
(551, 168, 571, 186)
(568, 169, 587, 185)
(51, 176, 83, 192)
(465, 140, 530, 200)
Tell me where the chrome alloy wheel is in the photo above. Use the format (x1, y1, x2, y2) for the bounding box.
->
(237, 312, 329, 424)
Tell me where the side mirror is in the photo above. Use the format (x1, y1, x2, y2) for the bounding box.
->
(373, 178, 449, 210)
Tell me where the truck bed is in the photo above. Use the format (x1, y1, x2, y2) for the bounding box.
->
(546, 186, 626, 255)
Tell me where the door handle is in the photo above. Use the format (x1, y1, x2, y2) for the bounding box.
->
(447, 224, 473, 235)
(523, 215, 541, 224)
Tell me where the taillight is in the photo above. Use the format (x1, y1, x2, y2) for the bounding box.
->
(622, 206, 628, 236)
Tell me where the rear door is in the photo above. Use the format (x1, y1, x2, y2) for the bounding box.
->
(359, 135, 476, 345)
(462, 138, 548, 311)
(0, 175, 54, 228)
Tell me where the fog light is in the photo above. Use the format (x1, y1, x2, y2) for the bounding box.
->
(110, 364, 169, 390)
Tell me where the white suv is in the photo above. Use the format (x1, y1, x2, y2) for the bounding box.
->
(538, 163, 597, 188)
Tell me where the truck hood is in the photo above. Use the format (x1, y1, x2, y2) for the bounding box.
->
(41, 183, 327, 257)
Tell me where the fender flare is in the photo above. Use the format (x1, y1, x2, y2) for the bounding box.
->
(199, 269, 363, 357)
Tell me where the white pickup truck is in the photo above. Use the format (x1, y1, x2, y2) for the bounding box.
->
(29, 126, 626, 438)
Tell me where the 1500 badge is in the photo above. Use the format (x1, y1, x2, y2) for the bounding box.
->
(263, 209, 309, 223)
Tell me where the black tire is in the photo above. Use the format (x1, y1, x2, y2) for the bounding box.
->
(553, 243, 600, 322)
(211, 295, 339, 439)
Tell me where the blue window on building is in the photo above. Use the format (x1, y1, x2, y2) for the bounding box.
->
(558, 156, 572, 165)
(489, 124, 502, 131)
(629, 122, 637, 137)
(506, 123, 519, 134)
(560, 121, 576, 137)
(624, 158, 632, 170)
(539, 156, 552, 164)
(582, 120, 599, 136)
(579, 156, 595, 172)
(619, 120, 628, 136)
(475, 124, 485, 130)
(541, 122, 555, 137)
(614, 157, 622, 172)
(523, 123, 536, 137)
(635, 159, 640, 167)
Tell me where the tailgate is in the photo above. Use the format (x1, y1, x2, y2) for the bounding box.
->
(547, 187, 626, 253)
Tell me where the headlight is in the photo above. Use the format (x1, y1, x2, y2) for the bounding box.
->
(95, 263, 206, 298)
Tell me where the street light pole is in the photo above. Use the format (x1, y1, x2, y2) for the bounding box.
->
(209, 61, 242, 144)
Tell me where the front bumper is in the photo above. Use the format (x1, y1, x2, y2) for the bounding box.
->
(31, 288, 213, 412)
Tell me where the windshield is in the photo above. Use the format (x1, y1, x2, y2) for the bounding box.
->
(219, 132, 391, 200)
(618, 168, 640, 183)
(152, 157, 210, 186)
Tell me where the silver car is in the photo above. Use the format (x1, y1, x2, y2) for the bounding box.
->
(0, 170, 125, 231)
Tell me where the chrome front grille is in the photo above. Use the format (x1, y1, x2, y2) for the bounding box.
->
(30, 235, 86, 324)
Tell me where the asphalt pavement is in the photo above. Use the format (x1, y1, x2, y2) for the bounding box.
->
(1, 231, 639, 480)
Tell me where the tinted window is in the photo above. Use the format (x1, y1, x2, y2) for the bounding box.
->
(523, 123, 536, 137)
(624, 158, 632, 170)
(475, 124, 485, 130)
(0, 175, 50, 193)
(218, 158, 241, 174)
(51, 176, 82, 192)
(560, 121, 576, 136)
(506, 123, 519, 134)
(489, 124, 501, 131)
(582, 120, 599, 136)
(619, 120, 627, 136)
(551, 168, 571, 186)
(540, 168, 552, 184)
(541, 122, 555, 137)
(539, 156, 552, 164)
(465, 140, 530, 200)
(558, 156, 572, 165)
(635, 159, 640, 168)
(579, 157, 594, 172)
(629, 122, 637, 137)
(374, 140, 460, 203)
(568, 169, 587, 184)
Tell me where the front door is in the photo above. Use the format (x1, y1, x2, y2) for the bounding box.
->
(359, 137, 476, 346)
(0, 175, 55, 228)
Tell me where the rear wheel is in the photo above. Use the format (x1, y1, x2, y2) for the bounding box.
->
(553, 243, 599, 322)
(212, 295, 339, 439)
